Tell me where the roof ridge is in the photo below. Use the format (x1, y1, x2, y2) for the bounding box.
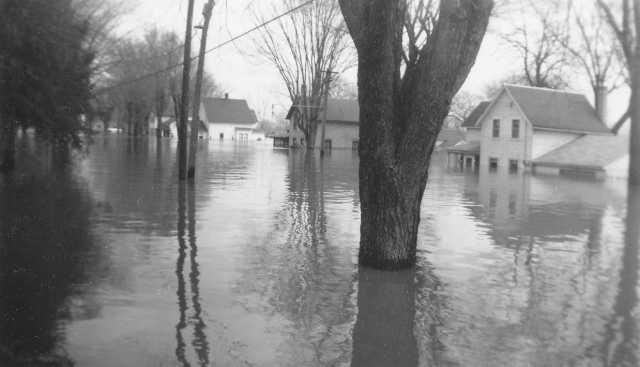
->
(504, 83, 583, 96)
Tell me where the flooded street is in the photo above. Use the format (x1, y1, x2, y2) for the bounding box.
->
(1, 136, 638, 366)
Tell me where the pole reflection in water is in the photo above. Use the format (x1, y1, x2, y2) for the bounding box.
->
(175, 181, 210, 367)
(351, 267, 419, 367)
(188, 183, 210, 366)
(601, 185, 639, 367)
(175, 181, 189, 367)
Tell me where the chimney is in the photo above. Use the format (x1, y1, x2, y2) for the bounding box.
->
(224, 93, 229, 100)
(595, 85, 607, 124)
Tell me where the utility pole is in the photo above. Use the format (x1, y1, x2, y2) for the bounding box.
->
(319, 69, 336, 157)
(188, 0, 215, 180)
(178, 0, 195, 180)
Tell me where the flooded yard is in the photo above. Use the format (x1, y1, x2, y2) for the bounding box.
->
(1, 136, 638, 366)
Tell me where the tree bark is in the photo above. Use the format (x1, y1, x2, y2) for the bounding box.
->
(0, 118, 16, 173)
(340, 0, 493, 269)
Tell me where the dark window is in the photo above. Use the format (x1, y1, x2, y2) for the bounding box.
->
(465, 157, 473, 169)
(489, 157, 498, 172)
(512, 120, 520, 138)
(324, 139, 332, 151)
(509, 159, 518, 174)
(492, 119, 500, 138)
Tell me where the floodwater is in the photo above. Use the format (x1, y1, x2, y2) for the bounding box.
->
(0, 136, 638, 367)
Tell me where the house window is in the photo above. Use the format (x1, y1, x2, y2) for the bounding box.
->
(465, 157, 473, 169)
(509, 159, 518, 174)
(512, 120, 520, 138)
(492, 119, 500, 138)
(489, 157, 498, 172)
(324, 139, 332, 151)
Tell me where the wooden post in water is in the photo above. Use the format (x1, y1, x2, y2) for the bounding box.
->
(188, 0, 215, 180)
(178, 0, 195, 180)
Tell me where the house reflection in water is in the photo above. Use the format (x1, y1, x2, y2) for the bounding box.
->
(477, 166, 530, 222)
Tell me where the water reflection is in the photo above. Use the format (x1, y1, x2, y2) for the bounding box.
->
(601, 186, 639, 366)
(0, 162, 103, 366)
(235, 151, 357, 365)
(175, 181, 210, 366)
(3, 141, 640, 366)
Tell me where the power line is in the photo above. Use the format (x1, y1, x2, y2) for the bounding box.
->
(95, 0, 314, 95)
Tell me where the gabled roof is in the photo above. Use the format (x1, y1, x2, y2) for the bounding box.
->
(286, 98, 359, 123)
(534, 134, 628, 169)
(446, 141, 481, 153)
(436, 128, 465, 147)
(201, 97, 257, 124)
(461, 101, 490, 128)
(471, 84, 612, 134)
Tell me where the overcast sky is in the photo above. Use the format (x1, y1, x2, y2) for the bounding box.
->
(118, 0, 629, 129)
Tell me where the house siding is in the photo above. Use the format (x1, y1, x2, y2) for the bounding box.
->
(478, 91, 531, 170)
(314, 122, 359, 149)
(207, 122, 257, 141)
(288, 118, 359, 149)
(465, 128, 481, 142)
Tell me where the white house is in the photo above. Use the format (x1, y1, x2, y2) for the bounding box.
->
(164, 118, 208, 139)
(448, 84, 627, 179)
(286, 98, 360, 150)
(200, 94, 258, 142)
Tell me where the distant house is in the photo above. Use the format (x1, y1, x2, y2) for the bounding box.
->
(200, 94, 258, 141)
(448, 84, 626, 179)
(286, 98, 359, 150)
(165, 118, 208, 139)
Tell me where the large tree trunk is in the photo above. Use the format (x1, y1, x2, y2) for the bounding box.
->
(340, 0, 493, 269)
(0, 117, 16, 173)
(629, 54, 640, 185)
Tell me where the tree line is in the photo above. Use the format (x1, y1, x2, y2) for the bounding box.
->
(0, 0, 220, 172)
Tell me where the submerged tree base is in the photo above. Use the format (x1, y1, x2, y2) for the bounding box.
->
(359, 252, 416, 270)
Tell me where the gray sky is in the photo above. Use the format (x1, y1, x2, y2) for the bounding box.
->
(118, 0, 629, 128)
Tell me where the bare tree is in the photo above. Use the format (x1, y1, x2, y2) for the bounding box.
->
(502, 2, 570, 89)
(529, 0, 626, 128)
(144, 29, 183, 138)
(339, 0, 493, 268)
(253, 0, 354, 149)
(598, 0, 640, 184)
(73, 0, 131, 85)
(448, 91, 484, 127)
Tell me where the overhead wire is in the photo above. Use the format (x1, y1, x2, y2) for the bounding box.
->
(95, 0, 314, 95)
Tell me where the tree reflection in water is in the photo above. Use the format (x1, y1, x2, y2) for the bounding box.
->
(0, 161, 103, 366)
(175, 181, 210, 367)
(601, 185, 639, 367)
(351, 266, 419, 367)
